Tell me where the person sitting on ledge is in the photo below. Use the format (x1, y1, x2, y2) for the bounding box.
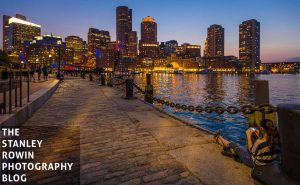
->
(215, 119, 280, 168)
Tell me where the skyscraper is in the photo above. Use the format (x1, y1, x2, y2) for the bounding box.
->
(139, 16, 158, 58)
(88, 28, 111, 67)
(205, 24, 224, 57)
(116, 6, 132, 57)
(3, 14, 41, 60)
(128, 31, 137, 58)
(2, 15, 11, 52)
(65, 36, 86, 65)
(239, 19, 260, 71)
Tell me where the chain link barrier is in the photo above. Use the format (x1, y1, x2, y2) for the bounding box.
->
(132, 83, 277, 115)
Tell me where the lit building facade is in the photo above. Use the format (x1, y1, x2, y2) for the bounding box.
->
(128, 31, 137, 58)
(182, 43, 201, 58)
(3, 15, 41, 61)
(239, 19, 260, 71)
(116, 6, 132, 57)
(65, 35, 86, 66)
(139, 16, 159, 58)
(97, 41, 118, 70)
(25, 34, 74, 66)
(88, 28, 111, 67)
(205, 24, 224, 57)
(165, 40, 178, 56)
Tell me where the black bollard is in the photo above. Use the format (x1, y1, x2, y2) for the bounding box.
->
(101, 74, 106, 85)
(125, 78, 134, 99)
(89, 73, 93, 81)
(277, 104, 300, 180)
(144, 73, 153, 104)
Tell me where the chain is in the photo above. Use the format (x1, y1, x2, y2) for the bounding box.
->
(131, 83, 277, 115)
(133, 83, 145, 94)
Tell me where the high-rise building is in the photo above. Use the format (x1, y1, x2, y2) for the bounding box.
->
(139, 16, 159, 58)
(116, 6, 132, 57)
(205, 24, 224, 57)
(97, 41, 118, 69)
(25, 34, 74, 65)
(165, 40, 178, 55)
(88, 28, 110, 67)
(3, 14, 41, 60)
(65, 36, 86, 65)
(2, 15, 11, 52)
(128, 31, 137, 58)
(159, 42, 166, 58)
(239, 19, 260, 71)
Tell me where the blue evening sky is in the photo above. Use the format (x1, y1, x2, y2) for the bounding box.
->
(0, 0, 299, 62)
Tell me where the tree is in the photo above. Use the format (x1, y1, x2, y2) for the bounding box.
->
(0, 50, 11, 67)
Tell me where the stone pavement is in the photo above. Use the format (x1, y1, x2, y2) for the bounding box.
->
(21, 78, 256, 185)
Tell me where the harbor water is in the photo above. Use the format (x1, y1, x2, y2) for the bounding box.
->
(134, 73, 300, 145)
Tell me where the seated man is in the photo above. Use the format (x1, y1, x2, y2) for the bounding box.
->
(215, 119, 280, 168)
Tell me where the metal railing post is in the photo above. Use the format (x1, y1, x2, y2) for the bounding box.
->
(277, 104, 300, 180)
(3, 86, 6, 114)
(9, 71, 12, 113)
(19, 70, 22, 107)
(144, 73, 153, 104)
(27, 71, 30, 102)
(125, 78, 134, 99)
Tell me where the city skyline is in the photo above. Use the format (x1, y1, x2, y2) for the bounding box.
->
(0, 0, 300, 62)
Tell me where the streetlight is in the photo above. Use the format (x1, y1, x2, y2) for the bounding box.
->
(58, 41, 61, 72)
(48, 54, 52, 66)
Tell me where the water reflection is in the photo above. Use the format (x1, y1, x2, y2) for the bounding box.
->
(133, 73, 300, 145)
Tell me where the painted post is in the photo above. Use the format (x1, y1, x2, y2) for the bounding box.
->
(254, 80, 270, 105)
(144, 73, 153, 104)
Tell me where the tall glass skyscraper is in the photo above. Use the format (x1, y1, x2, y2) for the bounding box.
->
(205, 24, 224, 57)
(239, 19, 260, 71)
(116, 6, 132, 57)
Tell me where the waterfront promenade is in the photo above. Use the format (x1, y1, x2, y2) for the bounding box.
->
(22, 78, 255, 185)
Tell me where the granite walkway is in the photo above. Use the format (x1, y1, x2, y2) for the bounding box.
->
(21, 78, 255, 185)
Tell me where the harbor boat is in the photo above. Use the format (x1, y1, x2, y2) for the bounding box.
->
(261, 70, 271, 75)
(196, 69, 216, 74)
(130, 70, 141, 75)
(173, 70, 184, 74)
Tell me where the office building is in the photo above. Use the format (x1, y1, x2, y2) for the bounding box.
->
(239, 19, 260, 71)
(65, 35, 86, 65)
(88, 28, 111, 67)
(205, 24, 224, 57)
(97, 41, 118, 70)
(182, 43, 201, 58)
(165, 40, 178, 55)
(25, 34, 74, 65)
(128, 31, 137, 58)
(139, 16, 159, 58)
(116, 6, 132, 57)
(3, 14, 41, 60)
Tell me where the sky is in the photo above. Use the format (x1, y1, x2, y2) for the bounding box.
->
(0, 0, 300, 62)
